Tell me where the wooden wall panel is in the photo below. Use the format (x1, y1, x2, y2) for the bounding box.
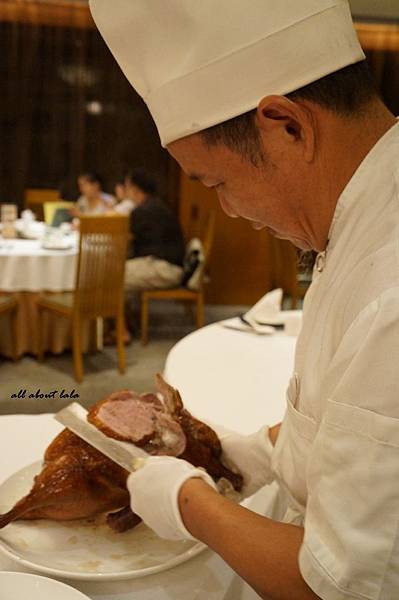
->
(3, 3, 399, 50)
(0, 0, 95, 29)
(0, 20, 174, 209)
(179, 172, 273, 305)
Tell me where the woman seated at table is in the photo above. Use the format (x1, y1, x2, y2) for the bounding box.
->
(71, 172, 115, 217)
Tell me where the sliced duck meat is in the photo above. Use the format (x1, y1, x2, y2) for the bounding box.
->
(87, 389, 186, 456)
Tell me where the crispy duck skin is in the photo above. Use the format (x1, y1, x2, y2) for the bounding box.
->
(155, 375, 243, 491)
(178, 409, 243, 491)
(0, 376, 243, 532)
(106, 505, 142, 533)
(0, 430, 130, 529)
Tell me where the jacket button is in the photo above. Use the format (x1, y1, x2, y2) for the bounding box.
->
(315, 252, 326, 272)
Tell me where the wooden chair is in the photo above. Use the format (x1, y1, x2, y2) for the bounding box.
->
(43, 201, 75, 226)
(0, 296, 18, 361)
(140, 211, 216, 345)
(37, 215, 129, 382)
(269, 237, 312, 308)
(24, 188, 60, 221)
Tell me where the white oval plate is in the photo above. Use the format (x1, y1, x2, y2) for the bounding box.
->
(0, 571, 90, 600)
(0, 462, 205, 581)
(41, 241, 74, 251)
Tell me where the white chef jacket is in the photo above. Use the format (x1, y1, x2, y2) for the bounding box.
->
(270, 121, 399, 600)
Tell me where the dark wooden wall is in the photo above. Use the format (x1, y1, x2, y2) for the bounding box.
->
(179, 174, 273, 305)
(0, 13, 178, 209)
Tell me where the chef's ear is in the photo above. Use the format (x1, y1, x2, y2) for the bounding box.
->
(256, 95, 316, 163)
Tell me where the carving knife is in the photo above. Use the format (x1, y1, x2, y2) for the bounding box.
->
(55, 402, 147, 472)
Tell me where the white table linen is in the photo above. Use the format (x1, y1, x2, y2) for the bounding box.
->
(0, 239, 77, 292)
(164, 323, 296, 432)
(0, 325, 296, 599)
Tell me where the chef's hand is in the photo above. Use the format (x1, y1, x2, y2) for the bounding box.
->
(127, 456, 217, 540)
(212, 423, 276, 498)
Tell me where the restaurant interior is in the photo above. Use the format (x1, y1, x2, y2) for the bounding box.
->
(0, 1, 398, 598)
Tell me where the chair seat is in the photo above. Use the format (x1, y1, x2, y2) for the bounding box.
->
(142, 287, 200, 300)
(140, 286, 204, 345)
(140, 211, 214, 345)
(37, 292, 74, 315)
(0, 296, 17, 313)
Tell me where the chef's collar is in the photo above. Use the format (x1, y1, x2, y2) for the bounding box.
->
(326, 118, 399, 253)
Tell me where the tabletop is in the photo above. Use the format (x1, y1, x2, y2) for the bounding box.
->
(164, 322, 297, 432)
(0, 324, 297, 599)
(0, 236, 78, 292)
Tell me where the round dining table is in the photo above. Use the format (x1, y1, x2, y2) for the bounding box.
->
(0, 235, 78, 357)
(0, 323, 297, 599)
(0, 237, 78, 292)
(164, 322, 297, 431)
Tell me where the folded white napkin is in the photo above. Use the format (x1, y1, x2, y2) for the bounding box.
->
(219, 289, 282, 335)
(21, 209, 35, 222)
(16, 219, 46, 240)
(243, 288, 283, 332)
(220, 289, 303, 336)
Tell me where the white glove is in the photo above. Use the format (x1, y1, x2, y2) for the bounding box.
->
(127, 455, 217, 540)
(214, 424, 275, 498)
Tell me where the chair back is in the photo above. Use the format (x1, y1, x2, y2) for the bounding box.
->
(24, 189, 60, 220)
(185, 211, 216, 291)
(43, 201, 74, 225)
(74, 215, 129, 318)
(0, 295, 17, 314)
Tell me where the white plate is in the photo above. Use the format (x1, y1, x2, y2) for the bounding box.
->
(41, 241, 74, 251)
(0, 462, 205, 581)
(0, 571, 90, 600)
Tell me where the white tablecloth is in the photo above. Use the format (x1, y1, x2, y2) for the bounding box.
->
(0, 239, 77, 292)
(0, 325, 297, 599)
(164, 323, 296, 432)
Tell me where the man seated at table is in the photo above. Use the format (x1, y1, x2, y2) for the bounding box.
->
(124, 168, 185, 293)
(113, 177, 136, 215)
(106, 168, 185, 343)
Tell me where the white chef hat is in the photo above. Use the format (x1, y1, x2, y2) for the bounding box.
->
(89, 0, 364, 147)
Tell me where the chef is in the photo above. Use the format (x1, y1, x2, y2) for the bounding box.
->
(89, 2, 399, 598)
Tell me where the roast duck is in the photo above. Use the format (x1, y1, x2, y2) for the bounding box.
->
(0, 375, 243, 533)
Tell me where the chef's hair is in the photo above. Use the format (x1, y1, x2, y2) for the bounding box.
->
(201, 60, 377, 165)
(125, 168, 158, 196)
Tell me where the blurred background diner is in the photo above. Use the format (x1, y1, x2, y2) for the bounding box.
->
(0, 0, 398, 414)
(74, 172, 115, 216)
(113, 177, 136, 215)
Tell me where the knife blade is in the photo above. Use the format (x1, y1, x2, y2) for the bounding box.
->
(55, 402, 147, 472)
